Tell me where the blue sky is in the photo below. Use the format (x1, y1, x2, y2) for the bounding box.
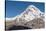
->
(6, 1, 45, 18)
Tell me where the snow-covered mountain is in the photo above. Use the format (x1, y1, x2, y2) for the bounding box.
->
(6, 5, 44, 29)
(6, 5, 44, 22)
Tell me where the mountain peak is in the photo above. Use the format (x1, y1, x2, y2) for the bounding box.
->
(19, 5, 44, 21)
(20, 5, 41, 16)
